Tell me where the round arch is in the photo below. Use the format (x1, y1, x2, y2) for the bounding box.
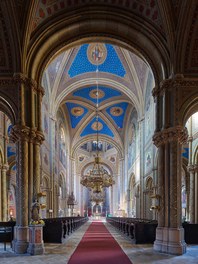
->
(181, 95, 198, 126)
(26, 8, 170, 86)
(72, 135, 123, 160)
(193, 144, 198, 165)
(0, 96, 16, 125)
(55, 77, 141, 118)
(81, 160, 114, 177)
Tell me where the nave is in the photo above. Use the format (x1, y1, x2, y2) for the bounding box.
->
(1, 219, 198, 264)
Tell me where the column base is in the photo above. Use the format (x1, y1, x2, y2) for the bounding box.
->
(27, 225, 45, 255)
(27, 243, 44, 255)
(12, 226, 29, 254)
(154, 227, 187, 255)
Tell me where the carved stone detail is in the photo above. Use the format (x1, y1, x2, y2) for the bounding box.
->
(188, 164, 198, 173)
(9, 125, 30, 143)
(153, 126, 188, 147)
(13, 73, 37, 89)
(37, 85, 45, 97)
(34, 131, 45, 145)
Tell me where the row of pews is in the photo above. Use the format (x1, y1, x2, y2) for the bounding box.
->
(0, 216, 88, 250)
(43, 216, 88, 243)
(0, 221, 15, 250)
(106, 217, 158, 244)
(107, 217, 198, 245)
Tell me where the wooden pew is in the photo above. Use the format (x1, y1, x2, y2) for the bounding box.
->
(43, 217, 88, 243)
(107, 217, 157, 244)
(0, 221, 16, 250)
(183, 223, 198, 244)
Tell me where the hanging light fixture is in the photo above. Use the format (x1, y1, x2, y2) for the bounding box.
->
(80, 43, 115, 193)
(90, 191, 105, 205)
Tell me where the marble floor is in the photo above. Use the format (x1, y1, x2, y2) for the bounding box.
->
(0, 220, 198, 264)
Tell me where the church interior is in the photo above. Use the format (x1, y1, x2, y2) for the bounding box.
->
(0, 0, 198, 263)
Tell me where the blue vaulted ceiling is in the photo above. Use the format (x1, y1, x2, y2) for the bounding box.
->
(73, 86, 121, 104)
(106, 102, 128, 129)
(66, 103, 88, 128)
(63, 43, 130, 139)
(68, 44, 126, 78)
(80, 117, 114, 138)
(66, 86, 129, 138)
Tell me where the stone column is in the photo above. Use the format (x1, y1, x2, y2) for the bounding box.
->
(28, 130, 35, 221)
(33, 132, 44, 201)
(33, 84, 45, 201)
(0, 165, 1, 220)
(153, 126, 188, 255)
(126, 188, 130, 216)
(49, 115, 56, 217)
(188, 165, 196, 223)
(119, 158, 124, 210)
(1, 113, 9, 221)
(151, 76, 195, 255)
(184, 167, 190, 222)
(1, 164, 9, 221)
(10, 125, 30, 254)
(138, 118, 144, 218)
(71, 157, 76, 193)
(195, 165, 198, 223)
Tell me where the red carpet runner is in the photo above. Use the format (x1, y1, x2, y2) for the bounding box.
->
(68, 222, 132, 264)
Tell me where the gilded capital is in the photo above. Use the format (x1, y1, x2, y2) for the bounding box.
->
(9, 125, 30, 143)
(188, 164, 198, 173)
(1, 164, 9, 171)
(34, 131, 45, 145)
(152, 86, 160, 99)
(13, 73, 38, 90)
(159, 78, 172, 95)
(37, 85, 45, 97)
(153, 126, 188, 147)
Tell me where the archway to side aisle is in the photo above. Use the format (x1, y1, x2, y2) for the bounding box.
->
(38, 40, 156, 222)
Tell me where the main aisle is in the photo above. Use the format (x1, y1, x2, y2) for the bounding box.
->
(68, 221, 132, 264)
(0, 219, 198, 263)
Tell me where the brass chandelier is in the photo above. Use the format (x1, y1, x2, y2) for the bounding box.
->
(81, 155, 115, 193)
(90, 192, 105, 205)
(80, 44, 115, 193)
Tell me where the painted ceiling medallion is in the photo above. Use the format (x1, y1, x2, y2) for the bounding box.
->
(89, 89, 105, 99)
(87, 43, 107, 65)
(91, 121, 103, 131)
(71, 107, 84, 116)
(110, 107, 123, 116)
